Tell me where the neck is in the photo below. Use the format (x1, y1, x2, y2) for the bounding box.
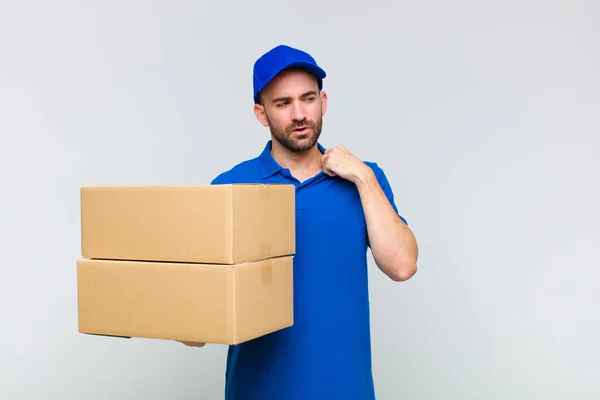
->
(270, 139, 323, 174)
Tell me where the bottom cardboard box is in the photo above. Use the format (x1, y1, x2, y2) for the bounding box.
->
(77, 256, 294, 345)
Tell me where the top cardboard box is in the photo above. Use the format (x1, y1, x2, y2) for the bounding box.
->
(80, 184, 296, 264)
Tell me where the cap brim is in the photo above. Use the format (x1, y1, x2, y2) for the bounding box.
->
(283, 61, 327, 81)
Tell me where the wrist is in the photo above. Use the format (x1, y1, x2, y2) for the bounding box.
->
(353, 165, 376, 186)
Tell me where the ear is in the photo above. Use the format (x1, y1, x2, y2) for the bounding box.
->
(253, 103, 269, 127)
(320, 90, 328, 117)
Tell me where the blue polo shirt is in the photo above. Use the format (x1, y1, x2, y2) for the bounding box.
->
(211, 140, 406, 400)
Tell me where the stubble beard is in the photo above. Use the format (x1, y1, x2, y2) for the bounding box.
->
(267, 113, 323, 153)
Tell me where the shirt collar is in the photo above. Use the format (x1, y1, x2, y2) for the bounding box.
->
(258, 140, 327, 179)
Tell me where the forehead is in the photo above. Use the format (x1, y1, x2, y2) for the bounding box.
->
(263, 68, 319, 98)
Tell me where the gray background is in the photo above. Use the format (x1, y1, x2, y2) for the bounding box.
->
(1, 1, 599, 399)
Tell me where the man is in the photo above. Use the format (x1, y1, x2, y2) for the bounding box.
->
(182, 44, 418, 400)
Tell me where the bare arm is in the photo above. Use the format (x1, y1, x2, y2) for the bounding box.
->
(354, 168, 418, 281)
(321, 145, 418, 282)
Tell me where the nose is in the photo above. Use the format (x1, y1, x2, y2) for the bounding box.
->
(290, 101, 306, 122)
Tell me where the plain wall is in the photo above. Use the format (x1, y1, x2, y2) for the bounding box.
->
(1, 1, 599, 399)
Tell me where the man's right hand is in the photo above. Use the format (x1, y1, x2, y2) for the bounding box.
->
(178, 341, 206, 347)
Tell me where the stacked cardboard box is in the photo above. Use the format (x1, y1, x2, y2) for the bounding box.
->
(77, 184, 296, 345)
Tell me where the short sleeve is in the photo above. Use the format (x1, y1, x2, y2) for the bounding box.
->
(210, 170, 239, 185)
(210, 171, 229, 185)
(366, 163, 407, 248)
(370, 163, 407, 225)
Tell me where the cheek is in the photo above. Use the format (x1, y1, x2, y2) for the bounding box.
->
(309, 107, 322, 120)
(271, 112, 292, 128)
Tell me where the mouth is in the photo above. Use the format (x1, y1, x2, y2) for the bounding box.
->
(292, 126, 311, 134)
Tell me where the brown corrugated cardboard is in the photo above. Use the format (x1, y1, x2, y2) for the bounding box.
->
(77, 256, 294, 344)
(80, 184, 295, 264)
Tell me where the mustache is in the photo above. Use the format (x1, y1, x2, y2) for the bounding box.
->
(286, 120, 316, 133)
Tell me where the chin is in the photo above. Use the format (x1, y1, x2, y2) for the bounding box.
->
(273, 132, 320, 153)
(292, 138, 317, 151)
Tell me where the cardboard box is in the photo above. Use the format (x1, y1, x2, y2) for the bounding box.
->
(77, 256, 294, 344)
(80, 184, 295, 264)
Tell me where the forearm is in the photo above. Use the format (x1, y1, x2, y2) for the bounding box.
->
(354, 169, 418, 281)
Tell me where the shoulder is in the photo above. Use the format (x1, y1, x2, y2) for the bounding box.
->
(362, 160, 387, 182)
(362, 160, 396, 196)
(211, 157, 261, 185)
(362, 159, 407, 223)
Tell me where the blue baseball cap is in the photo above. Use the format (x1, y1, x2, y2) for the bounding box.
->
(253, 44, 327, 104)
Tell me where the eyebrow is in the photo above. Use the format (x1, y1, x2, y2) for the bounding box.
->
(271, 90, 318, 104)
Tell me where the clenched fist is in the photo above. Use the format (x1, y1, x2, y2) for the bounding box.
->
(321, 146, 373, 184)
